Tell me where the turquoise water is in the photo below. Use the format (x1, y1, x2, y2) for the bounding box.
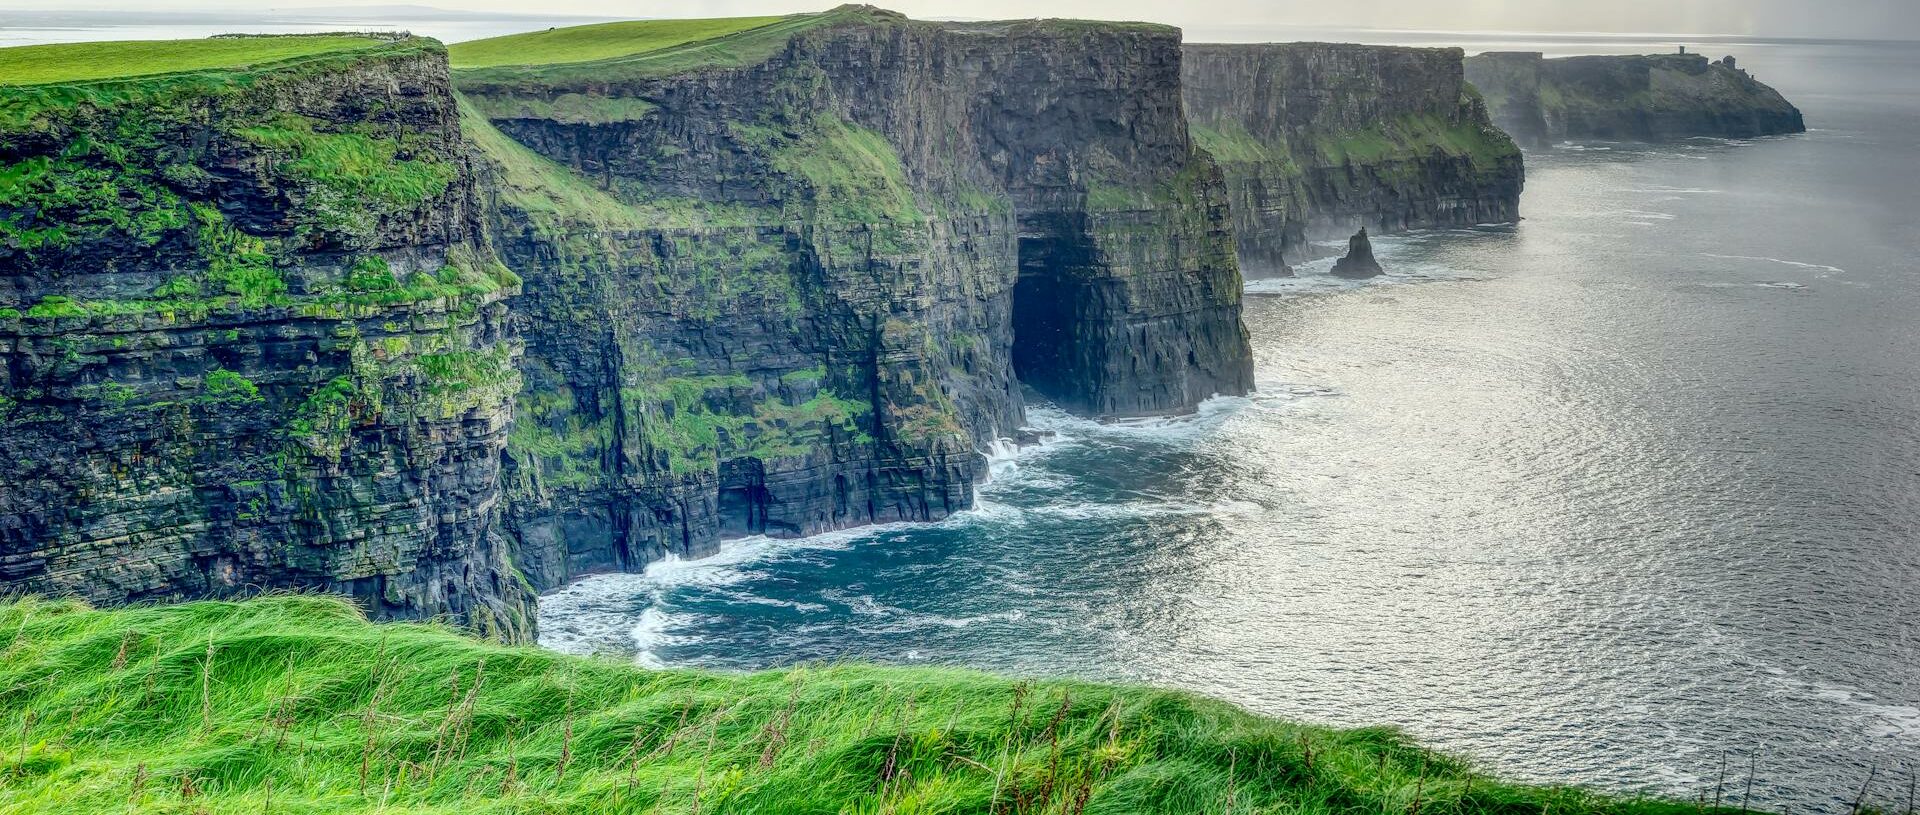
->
(540, 38, 1920, 811)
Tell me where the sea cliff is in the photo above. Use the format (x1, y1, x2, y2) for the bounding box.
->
(1464, 51, 1807, 147)
(0, 10, 1260, 632)
(0, 35, 536, 638)
(1183, 44, 1524, 275)
(456, 6, 1254, 592)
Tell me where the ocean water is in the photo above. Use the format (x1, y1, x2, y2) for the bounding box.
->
(538, 35, 1920, 811)
(7, 15, 1913, 811)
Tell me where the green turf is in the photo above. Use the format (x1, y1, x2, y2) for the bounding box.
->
(451, 11, 866, 88)
(447, 16, 789, 69)
(0, 595, 1731, 815)
(0, 35, 384, 86)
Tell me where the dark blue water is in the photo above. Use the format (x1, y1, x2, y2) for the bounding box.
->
(541, 35, 1920, 811)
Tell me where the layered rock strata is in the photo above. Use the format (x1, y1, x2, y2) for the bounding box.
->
(1464, 51, 1807, 147)
(456, 6, 1255, 591)
(1182, 43, 1525, 275)
(0, 36, 535, 638)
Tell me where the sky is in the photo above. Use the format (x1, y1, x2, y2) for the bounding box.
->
(5, 0, 1920, 40)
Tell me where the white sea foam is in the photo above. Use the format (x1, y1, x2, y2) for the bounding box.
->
(541, 386, 1288, 663)
(1624, 187, 1724, 195)
(821, 588, 1031, 634)
(981, 437, 1022, 482)
(1763, 672, 1920, 746)
(1700, 253, 1846, 277)
(978, 427, 1071, 484)
(1023, 394, 1250, 444)
(630, 607, 703, 669)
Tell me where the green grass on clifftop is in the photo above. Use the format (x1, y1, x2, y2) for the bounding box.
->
(0, 595, 1721, 815)
(0, 35, 383, 85)
(447, 16, 788, 69)
(450, 10, 869, 87)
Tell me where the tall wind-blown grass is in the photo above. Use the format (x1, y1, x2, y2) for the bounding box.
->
(0, 595, 1733, 814)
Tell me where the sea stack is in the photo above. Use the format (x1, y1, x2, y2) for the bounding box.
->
(1331, 228, 1385, 278)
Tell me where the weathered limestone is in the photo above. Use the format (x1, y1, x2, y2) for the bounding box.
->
(1330, 229, 1384, 279)
(1183, 43, 1525, 276)
(0, 37, 535, 638)
(459, 7, 1255, 592)
(1464, 51, 1806, 146)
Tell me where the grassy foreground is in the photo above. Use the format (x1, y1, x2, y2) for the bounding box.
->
(0, 35, 383, 85)
(0, 596, 1705, 815)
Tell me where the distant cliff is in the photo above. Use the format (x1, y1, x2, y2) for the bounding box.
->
(458, 6, 1253, 591)
(1464, 51, 1806, 147)
(1183, 44, 1524, 275)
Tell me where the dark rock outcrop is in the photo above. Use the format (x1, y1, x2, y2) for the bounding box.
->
(1464, 51, 1806, 146)
(0, 13, 1261, 638)
(1182, 43, 1524, 276)
(11, 11, 1632, 637)
(1330, 228, 1384, 279)
(0, 37, 534, 638)
(458, 6, 1254, 591)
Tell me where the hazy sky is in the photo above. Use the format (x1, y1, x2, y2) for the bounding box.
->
(11, 0, 1920, 40)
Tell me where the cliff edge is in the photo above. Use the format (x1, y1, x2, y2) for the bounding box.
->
(1183, 43, 1524, 275)
(0, 35, 535, 638)
(455, 6, 1254, 592)
(1465, 51, 1807, 147)
(0, 11, 1259, 634)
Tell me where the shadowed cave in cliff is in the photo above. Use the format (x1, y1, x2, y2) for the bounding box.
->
(1009, 213, 1101, 415)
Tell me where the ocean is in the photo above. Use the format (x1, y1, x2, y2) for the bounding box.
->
(7, 17, 1915, 811)
(534, 33, 1920, 811)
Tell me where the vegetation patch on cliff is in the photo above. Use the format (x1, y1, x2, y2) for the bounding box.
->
(1307, 111, 1518, 177)
(0, 596, 1719, 815)
(460, 98, 758, 231)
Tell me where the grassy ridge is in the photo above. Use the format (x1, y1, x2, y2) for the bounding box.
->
(451, 11, 855, 87)
(0, 596, 1713, 815)
(447, 17, 789, 69)
(0, 35, 382, 85)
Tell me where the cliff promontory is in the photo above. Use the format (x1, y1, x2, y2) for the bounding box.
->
(1464, 51, 1807, 147)
(454, 7, 1253, 592)
(0, 35, 535, 638)
(1, 10, 1259, 632)
(1183, 44, 1524, 275)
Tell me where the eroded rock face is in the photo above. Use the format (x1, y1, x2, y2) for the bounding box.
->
(1464, 51, 1807, 145)
(1182, 43, 1525, 276)
(0, 14, 1259, 638)
(458, 9, 1254, 592)
(1330, 228, 1384, 279)
(0, 39, 535, 639)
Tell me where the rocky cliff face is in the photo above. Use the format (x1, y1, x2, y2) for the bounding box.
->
(1183, 44, 1524, 275)
(0, 13, 1257, 637)
(1465, 51, 1807, 146)
(0, 37, 535, 638)
(457, 7, 1254, 589)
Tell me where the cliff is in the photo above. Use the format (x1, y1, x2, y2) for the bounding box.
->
(0, 35, 535, 638)
(1464, 51, 1807, 147)
(1182, 44, 1524, 275)
(454, 6, 1253, 590)
(0, 10, 1256, 633)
